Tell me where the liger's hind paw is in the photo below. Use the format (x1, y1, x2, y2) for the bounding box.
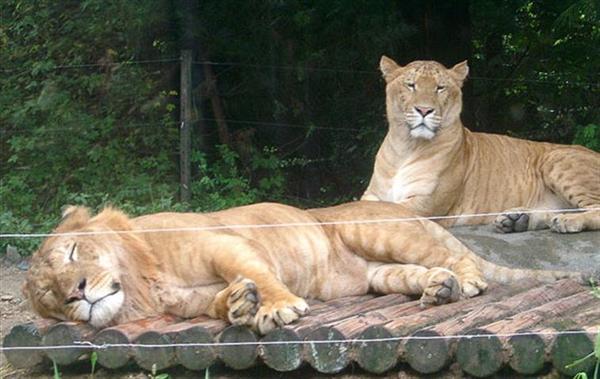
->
(494, 209, 530, 233)
(420, 268, 461, 306)
(549, 213, 584, 233)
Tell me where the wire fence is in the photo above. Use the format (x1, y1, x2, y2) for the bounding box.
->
(2, 58, 599, 86)
(1, 207, 598, 239)
(0, 329, 598, 352)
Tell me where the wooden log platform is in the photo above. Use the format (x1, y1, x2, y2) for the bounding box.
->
(2, 227, 599, 376)
(2, 278, 599, 377)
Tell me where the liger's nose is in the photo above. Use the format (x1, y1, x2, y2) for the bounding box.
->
(111, 281, 121, 291)
(415, 106, 434, 117)
(65, 278, 87, 304)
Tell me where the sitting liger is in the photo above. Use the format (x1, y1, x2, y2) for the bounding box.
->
(23, 201, 587, 334)
(362, 56, 600, 233)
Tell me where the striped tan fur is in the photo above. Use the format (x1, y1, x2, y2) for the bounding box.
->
(362, 56, 600, 233)
(23, 201, 584, 334)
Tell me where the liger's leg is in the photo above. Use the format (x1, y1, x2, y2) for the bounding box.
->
(206, 235, 309, 334)
(333, 220, 488, 298)
(367, 262, 461, 305)
(495, 148, 600, 233)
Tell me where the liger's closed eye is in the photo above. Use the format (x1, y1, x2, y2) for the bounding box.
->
(68, 243, 77, 262)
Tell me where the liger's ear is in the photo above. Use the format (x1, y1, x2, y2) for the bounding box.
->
(380, 55, 402, 83)
(55, 205, 91, 233)
(449, 60, 469, 85)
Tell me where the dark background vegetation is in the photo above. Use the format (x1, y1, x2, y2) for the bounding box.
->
(1, 0, 599, 253)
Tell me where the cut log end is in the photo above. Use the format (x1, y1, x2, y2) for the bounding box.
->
(133, 331, 175, 371)
(508, 331, 545, 375)
(304, 326, 350, 374)
(218, 325, 258, 370)
(42, 323, 95, 366)
(2, 322, 46, 368)
(455, 328, 504, 378)
(354, 325, 398, 374)
(173, 325, 216, 371)
(551, 329, 595, 377)
(260, 328, 303, 372)
(404, 329, 450, 374)
(92, 328, 131, 369)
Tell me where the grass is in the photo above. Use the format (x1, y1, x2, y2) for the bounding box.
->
(565, 280, 600, 379)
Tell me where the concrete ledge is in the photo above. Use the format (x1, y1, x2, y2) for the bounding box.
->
(452, 225, 600, 273)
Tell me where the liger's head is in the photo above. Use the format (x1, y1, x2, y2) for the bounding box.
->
(380, 56, 469, 140)
(23, 207, 126, 328)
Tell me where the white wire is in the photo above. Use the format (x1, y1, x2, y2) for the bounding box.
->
(0, 329, 598, 351)
(1, 207, 598, 239)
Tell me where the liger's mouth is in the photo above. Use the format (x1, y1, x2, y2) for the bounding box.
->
(409, 123, 434, 131)
(86, 289, 122, 321)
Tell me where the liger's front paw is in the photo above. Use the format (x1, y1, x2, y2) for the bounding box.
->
(494, 209, 530, 233)
(227, 278, 261, 327)
(420, 268, 461, 306)
(253, 296, 309, 335)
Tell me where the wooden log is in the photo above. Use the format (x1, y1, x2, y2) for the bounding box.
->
(93, 316, 176, 369)
(337, 283, 515, 374)
(551, 328, 596, 377)
(167, 316, 227, 371)
(455, 290, 597, 377)
(404, 280, 586, 375)
(353, 325, 400, 374)
(259, 294, 407, 373)
(304, 326, 350, 374)
(2, 319, 56, 368)
(132, 331, 175, 371)
(327, 298, 422, 373)
(260, 327, 303, 372)
(497, 295, 599, 375)
(385, 281, 529, 335)
(334, 300, 421, 336)
(41, 322, 96, 365)
(299, 294, 407, 330)
(455, 328, 504, 378)
(404, 329, 450, 374)
(218, 325, 258, 370)
(507, 330, 546, 375)
(354, 290, 506, 375)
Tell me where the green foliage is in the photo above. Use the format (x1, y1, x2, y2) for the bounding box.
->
(567, 278, 599, 379)
(52, 360, 61, 379)
(1, 0, 597, 257)
(470, 0, 599, 142)
(149, 363, 170, 379)
(190, 145, 286, 211)
(565, 331, 600, 379)
(90, 351, 98, 376)
(573, 124, 600, 151)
